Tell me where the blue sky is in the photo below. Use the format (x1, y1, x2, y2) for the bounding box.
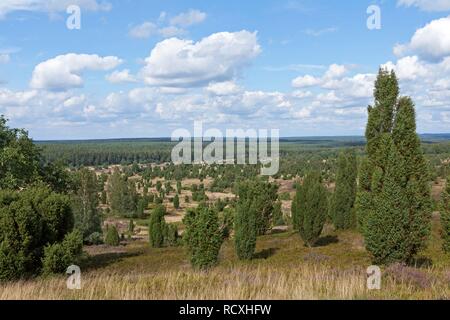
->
(1, 0, 450, 139)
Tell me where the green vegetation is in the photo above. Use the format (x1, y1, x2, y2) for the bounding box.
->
(292, 172, 328, 247)
(331, 150, 357, 229)
(183, 204, 223, 269)
(149, 205, 166, 248)
(72, 168, 103, 243)
(104, 225, 120, 246)
(441, 176, 450, 253)
(107, 168, 138, 217)
(361, 69, 431, 265)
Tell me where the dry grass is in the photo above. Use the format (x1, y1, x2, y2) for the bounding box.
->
(1, 263, 449, 300)
(1, 220, 449, 300)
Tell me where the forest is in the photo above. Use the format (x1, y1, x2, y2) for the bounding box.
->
(1, 69, 450, 299)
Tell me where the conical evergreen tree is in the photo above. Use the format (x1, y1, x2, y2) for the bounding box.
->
(331, 150, 357, 229)
(149, 205, 166, 248)
(183, 204, 223, 269)
(441, 175, 450, 253)
(234, 190, 257, 260)
(293, 171, 327, 247)
(359, 68, 431, 264)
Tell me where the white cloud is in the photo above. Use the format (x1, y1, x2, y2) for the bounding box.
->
(304, 27, 338, 37)
(106, 69, 137, 84)
(398, 0, 450, 12)
(140, 30, 261, 88)
(0, 0, 111, 18)
(0, 54, 10, 64)
(382, 56, 429, 80)
(206, 81, 241, 96)
(292, 75, 321, 88)
(170, 9, 206, 27)
(158, 26, 186, 38)
(30, 53, 122, 90)
(324, 64, 348, 79)
(129, 22, 157, 39)
(394, 16, 450, 61)
(129, 9, 206, 40)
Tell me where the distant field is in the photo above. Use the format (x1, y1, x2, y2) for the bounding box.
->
(36, 135, 450, 167)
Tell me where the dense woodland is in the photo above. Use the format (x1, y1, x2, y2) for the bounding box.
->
(1, 69, 450, 294)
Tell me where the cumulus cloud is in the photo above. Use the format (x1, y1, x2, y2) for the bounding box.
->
(129, 9, 206, 39)
(394, 16, 450, 61)
(30, 53, 122, 90)
(106, 69, 137, 84)
(0, 0, 111, 18)
(140, 30, 261, 88)
(206, 81, 242, 96)
(169, 9, 206, 27)
(292, 64, 348, 88)
(397, 0, 450, 12)
(129, 22, 158, 39)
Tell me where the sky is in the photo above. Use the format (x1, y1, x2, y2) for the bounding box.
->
(0, 0, 450, 140)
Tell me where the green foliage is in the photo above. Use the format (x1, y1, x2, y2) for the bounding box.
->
(441, 176, 450, 253)
(107, 168, 138, 217)
(42, 230, 83, 275)
(234, 194, 257, 260)
(173, 194, 180, 209)
(331, 150, 357, 229)
(104, 225, 120, 246)
(72, 168, 102, 243)
(236, 180, 278, 236)
(0, 116, 41, 190)
(164, 223, 179, 247)
(360, 69, 431, 264)
(272, 201, 285, 226)
(0, 185, 74, 281)
(292, 172, 327, 247)
(183, 204, 223, 269)
(149, 205, 166, 248)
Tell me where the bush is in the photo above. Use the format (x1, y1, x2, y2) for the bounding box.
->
(164, 223, 179, 247)
(292, 172, 327, 247)
(183, 204, 223, 269)
(441, 175, 450, 253)
(234, 197, 257, 260)
(104, 225, 120, 246)
(85, 232, 103, 245)
(0, 186, 75, 281)
(149, 205, 166, 248)
(42, 230, 83, 275)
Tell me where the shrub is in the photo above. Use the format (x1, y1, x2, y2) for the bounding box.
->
(183, 204, 223, 269)
(85, 232, 103, 245)
(0, 186, 74, 281)
(441, 175, 450, 253)
(149, 205, 166, 248)
(292, 172, 327, 247)
(164, 224, 179, 247)
(234, 197, 257, 260)
(42, 230, 83, 275)
(104, 225, 120, 246)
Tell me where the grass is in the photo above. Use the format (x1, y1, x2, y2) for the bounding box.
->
(1, 216, 449, 300)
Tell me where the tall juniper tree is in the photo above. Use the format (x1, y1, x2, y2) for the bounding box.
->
(441, 175, 450, 253)
(292, 171, 327, 247)
(358, 68, 431, 264)
(331, 150, 357, 230)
